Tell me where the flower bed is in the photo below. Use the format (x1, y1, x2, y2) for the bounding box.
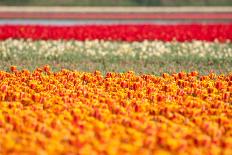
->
(1, 23, 232, 154)
(0, 39, 231, 60)
(0, 67, 232, 154)
(0, 24, 231, 41)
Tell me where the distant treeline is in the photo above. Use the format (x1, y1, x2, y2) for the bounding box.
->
(0, 0, 231, 6)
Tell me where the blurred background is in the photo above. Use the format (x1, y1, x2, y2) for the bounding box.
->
(0, 0, 231, 74)
(0, 0, 231, 27)
(0, 0, 232, 6)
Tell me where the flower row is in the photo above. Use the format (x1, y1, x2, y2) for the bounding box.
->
(0, 67, 232, 154)
(0, 39, 231, 59)
(0, 24, 231, 41)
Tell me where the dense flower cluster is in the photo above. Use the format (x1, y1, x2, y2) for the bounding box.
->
(1, 67, 232, 154)
(0, 39, 231, 59)
(0, 24, 231, 41)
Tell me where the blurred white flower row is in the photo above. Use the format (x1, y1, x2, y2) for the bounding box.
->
(0, 39, 231, 59)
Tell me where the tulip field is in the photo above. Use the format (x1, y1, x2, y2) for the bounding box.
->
(0, 24, 232, 74)
(0, 24, 232, 154)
